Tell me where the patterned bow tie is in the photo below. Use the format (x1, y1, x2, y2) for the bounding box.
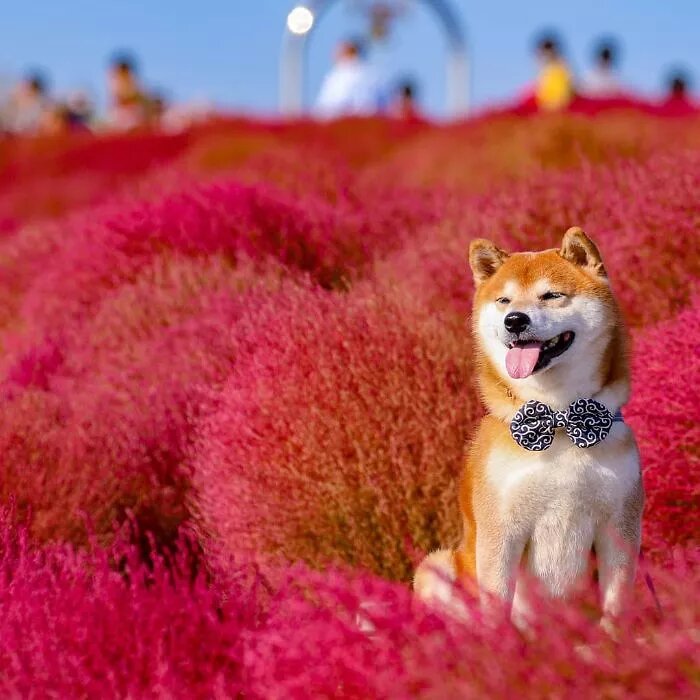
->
(510, 398, 624, 451)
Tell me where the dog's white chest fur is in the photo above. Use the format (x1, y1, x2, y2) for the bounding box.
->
(485, 424, 640, 597)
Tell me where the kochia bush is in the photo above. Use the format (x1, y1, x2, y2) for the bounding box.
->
(0, 511, 697, 699)
(0, 112, 698, 696)
(192, 282, 481, 580)
(626, 294, 700, 559)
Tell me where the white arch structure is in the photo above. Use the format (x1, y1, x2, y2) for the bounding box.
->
(280, 0, 470, 117)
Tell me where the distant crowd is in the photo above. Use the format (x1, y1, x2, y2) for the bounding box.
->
(1, 32, 697, 136)
(528, 32, 692, 113)
(315, 39, 422, 120)
(0, 52, 210, 137)
(314, 31, 697, 120)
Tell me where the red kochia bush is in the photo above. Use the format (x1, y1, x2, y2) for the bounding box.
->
(0, 130, 193, 226)
(244, 556, 700, 700)
(0, 510, 698, 698)
(0, 513, 253, 697)
(13, 179, 353, 335)
(0, 114, 699, 698)
(492, 152, 700, 327)
(626, 295, 700, 559)
(373, 150, 700, 328)
(0, 172, 190, 336)
(192, 283, 480, 581)
(0, 256, 287, 544)
(10, 174, 437, 340)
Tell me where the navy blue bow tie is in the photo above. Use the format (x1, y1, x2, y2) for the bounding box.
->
(510, 398, 624, 451)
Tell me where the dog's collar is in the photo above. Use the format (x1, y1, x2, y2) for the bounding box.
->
(510, 398, 624, 451)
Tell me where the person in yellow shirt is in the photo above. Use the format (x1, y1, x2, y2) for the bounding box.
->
(534, 33, 574, 111)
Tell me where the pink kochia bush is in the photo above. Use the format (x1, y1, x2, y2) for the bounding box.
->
(0, 130, 192, 225)
(192, 282, 481, 580)
(373, 151, 700, 328)
(0, 510, 698, 698)
(9, 173, 437, 339)
(0, 257, 287, 544)
(0, 511, 252, 697)
(0, 115, 699, 695)
(626, 295, 700, 559)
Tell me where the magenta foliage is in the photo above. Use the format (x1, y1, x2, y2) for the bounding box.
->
(626, 294, 700, 558)
(0, 509, 697, 698)
(0, 511, 252, 697)
(6, 174, 436, 343)
(243, 556, 700, 699)
(0, 130, 193, 226)
(0, 258, 286, 542)
(0, 114, 698, 696)
(373, 151, 700, 328)
(191, 281, 480, 580)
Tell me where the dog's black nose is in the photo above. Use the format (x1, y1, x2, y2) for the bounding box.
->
(504, 311, 531, 334)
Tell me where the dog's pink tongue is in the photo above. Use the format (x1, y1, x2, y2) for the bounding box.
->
(506, 342, 542, 379)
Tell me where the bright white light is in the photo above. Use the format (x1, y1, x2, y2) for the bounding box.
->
(287, 6, 314, 35)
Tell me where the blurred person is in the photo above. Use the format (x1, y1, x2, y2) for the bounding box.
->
(666, 70, 691, 101)
(390, 79, 422, 120)
(315, 38, 386, 118)
(660, 69, 696, 115)
(533, 32, 574, 111)
(1, 70, 50, 134)
(66, 90, 95, 129)
(582, 39, 622, 97)
(144, 90, 192, 132)
(148, 91, 167, 126)
(158, 97, 214, 133)
(41, 100, 92, 136)
(106, 52, 149, 130)
(40, 103, 73, 136)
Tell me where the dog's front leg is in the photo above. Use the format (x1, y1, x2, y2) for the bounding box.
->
(595, 478, 643, 624)
(476, 527, 525, 618)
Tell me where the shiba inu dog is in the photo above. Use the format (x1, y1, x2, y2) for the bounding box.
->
(415, 227, 643, 625)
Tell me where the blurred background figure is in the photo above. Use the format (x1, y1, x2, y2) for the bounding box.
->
(1, 70, 50, 134)
(666, 70, 691, 102)
(65, 90, 95, 130)
(106, 52, 150, 130)
(315, 38, 386, 118)
(533, 31, 574, 111)
(582, 39, 622, 97)
(40, 103, 72, 135)
(41, 97, 93, 136)
(149, 91, 168, 126)
(157, 96, 214, 133)
(660, 69, 695, 114)
(390, 78, 422, 120)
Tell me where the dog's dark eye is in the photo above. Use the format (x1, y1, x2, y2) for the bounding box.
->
(496, 297, 510, 305)
(540, 291, 564, 301)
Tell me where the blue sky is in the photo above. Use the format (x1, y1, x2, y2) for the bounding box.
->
(1, 1, 699, 117)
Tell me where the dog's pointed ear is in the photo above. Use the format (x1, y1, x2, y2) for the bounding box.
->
(469, 239, 509, 285)
(559, 227, 607, 278)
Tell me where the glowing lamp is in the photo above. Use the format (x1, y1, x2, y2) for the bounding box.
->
(287, 6, 315, 35)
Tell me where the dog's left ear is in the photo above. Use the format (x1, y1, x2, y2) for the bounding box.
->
(559, 227, 607, 278)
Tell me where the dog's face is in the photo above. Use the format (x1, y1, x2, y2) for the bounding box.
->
(469, 227, 617, 382)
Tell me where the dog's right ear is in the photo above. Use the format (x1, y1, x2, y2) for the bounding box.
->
(469, 239, 509, 285)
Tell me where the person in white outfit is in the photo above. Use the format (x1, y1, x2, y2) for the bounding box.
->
(581, 40, 623, 98)
(1, 72, 50, 134)
(315, 39, 385, 118)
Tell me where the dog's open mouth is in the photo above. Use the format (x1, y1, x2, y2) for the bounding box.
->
(505, 331, 575, 379)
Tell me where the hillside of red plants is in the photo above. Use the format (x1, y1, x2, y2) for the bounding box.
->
(0, 111, 698, 696)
